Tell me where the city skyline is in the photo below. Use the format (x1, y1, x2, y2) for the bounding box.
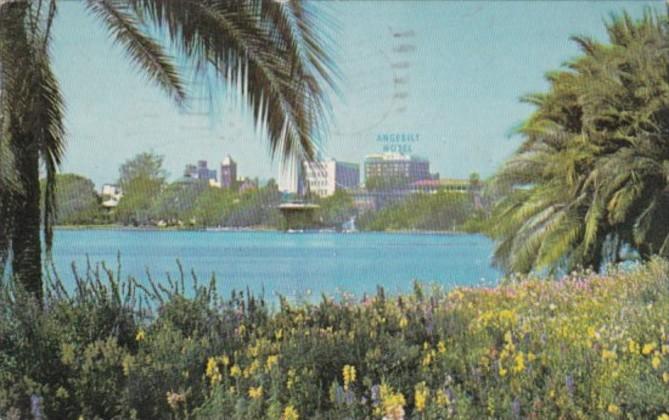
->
(51, 1, 662, 187)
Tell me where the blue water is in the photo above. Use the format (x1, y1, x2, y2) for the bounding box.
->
(50, 229, 501, 302)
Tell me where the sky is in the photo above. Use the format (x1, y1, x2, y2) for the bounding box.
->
(51, 0, 664, 188)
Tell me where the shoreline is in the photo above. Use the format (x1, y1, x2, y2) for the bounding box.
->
(54, 225, 477, 235)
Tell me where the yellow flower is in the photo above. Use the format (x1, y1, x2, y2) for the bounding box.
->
(399, 317, 408, 329)
(653, 356, 662, 369)
(628, 339, 640, 354)
(499, 367, 507, 377)
(380, 384, 406, 420)
(643, 342, 657, 355)
(658, 414, 669, 420)
(122, 354, 135, 376)
(219, 354, 230, 366)
(206, 357, 218, 377)
(513, 353, 525, 374)
(230, 364, 242, 378)
(282, 404, 299, 420)
(205, 357, 222, 385)
(135, 329, 145, 342)
(602, 349, 617, 361)
(286, 369, 296, 389)
(248, 386, 263, 400)
(437, 340, 446, 354)
(608, 404, 620, 415)
(342, 365, 357, 390)
(266, 355, 279, 372)
(414, 382, 429, 413)
(435, 389, 450, 407)
(663, 372, 669, 383)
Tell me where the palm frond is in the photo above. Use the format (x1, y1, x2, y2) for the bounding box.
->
(86, 0, 186, 105)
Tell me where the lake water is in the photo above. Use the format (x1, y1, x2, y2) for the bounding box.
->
(50, 229, 501, 302)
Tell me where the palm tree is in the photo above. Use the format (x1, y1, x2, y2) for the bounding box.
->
(488, 8, 669, 275)
(0, 0, 336, 301)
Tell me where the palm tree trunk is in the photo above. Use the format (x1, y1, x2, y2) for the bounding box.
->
(12, 135, 43, 302)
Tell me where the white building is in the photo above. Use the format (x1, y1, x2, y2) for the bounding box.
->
(303, 159, 360, 197)
(101, 184, 123, 208)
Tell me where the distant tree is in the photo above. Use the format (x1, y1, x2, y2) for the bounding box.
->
(227, 184, 282, 228)
(115, 152, 167, 225)
(316, 190, 356, 227)
(191, 187, 237, 227)
(42, 174, 102, 225)
(365, 176, 408, 191)
(358, 191, 473, 231)
(150, 178, 208, 225)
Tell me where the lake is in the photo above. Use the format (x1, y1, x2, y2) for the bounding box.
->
(50, 229, 501, 302)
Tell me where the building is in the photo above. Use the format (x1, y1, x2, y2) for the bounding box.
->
(238, 177, 258, 193)
(303, 159, 360, 197)
(364, 153, 431, 188)
(220, 155, 237, 188)
(184, 160, 217, 182)
(100, 184, 122, 208)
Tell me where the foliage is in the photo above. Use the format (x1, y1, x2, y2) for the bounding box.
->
(3, 258, 669, 418)
(149, 178, 209, 225)
(190, 187, 238, 227)
(115, 152, 167, 226)
(488, 9, 669, 274)
(366, 175, 410, 191)
(314, 190, 356, 228)
(41, 174, 104, 225)
(225, 183, 283, 228)
(358, 192, 475, 231)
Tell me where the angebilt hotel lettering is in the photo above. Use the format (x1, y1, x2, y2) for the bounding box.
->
(376, 133, 420, 153)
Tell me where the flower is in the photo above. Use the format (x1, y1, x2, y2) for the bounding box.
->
(380, 384, 406, 420)
(608, 404, 620, 415)
(266, 355, 279, 371)
(628, 339, 640, 354)
(166, 391, 185, 411)
(663, 372, 669, 383)
(135, 329, 145, 342)
(653, 356, 662, 369)
(248, 386, 263, 400)
(658, 414, 669, 420)
(414, 382, 428, 413)
(435, 389, 450, 407)
(399, 316, 409, 329)
(282, 404, 299, 420)
(230, 364, 242, 378)
(437, 340, 446, 354)
(513, 353, 525, 374)
(206, 357, 222, 385)
(343, 365, 357, 390)
(602, 349, 616, 361)
(643, 342, 657, 355)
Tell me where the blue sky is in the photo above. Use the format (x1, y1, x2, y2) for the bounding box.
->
(51, 1, 664, 187)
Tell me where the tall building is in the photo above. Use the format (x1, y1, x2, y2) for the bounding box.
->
(303, 159, 360, 197)
(220, 155, 237, 188)
(184, 160, 217, 182)
(364, 152, 431, 188)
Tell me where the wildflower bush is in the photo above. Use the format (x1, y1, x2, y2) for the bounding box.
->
(3, 259, 669, 418)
